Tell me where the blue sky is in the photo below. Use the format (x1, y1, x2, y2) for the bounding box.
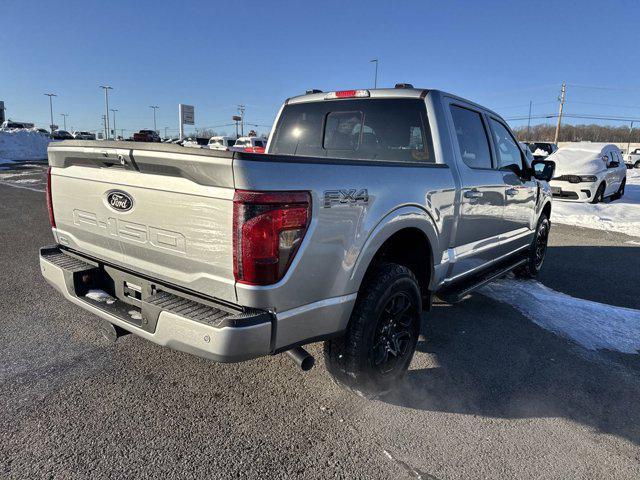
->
(2, 0, 639, 136)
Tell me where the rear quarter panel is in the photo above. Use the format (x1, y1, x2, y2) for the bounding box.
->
(232, 155, 457, 312)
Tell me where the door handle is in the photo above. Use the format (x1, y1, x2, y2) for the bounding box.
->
(506, 188, 519, 197)
(464, 189, 483, 199)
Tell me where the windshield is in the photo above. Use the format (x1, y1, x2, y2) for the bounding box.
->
(235, 140, 250, 147)
(270, 98, 434, 163)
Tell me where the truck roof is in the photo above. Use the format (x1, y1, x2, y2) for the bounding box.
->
(285, 87, 503, 120)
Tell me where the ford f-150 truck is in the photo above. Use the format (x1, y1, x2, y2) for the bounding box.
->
(40, 86, 555, 395)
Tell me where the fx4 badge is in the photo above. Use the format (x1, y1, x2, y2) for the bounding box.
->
(323, 189, 369, 208)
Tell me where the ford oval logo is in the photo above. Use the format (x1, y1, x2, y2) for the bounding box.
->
(106, 191, 133, 212)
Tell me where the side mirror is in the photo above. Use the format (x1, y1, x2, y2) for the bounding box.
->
(531, 160, 555, 182)
(608, 160, 619, 169)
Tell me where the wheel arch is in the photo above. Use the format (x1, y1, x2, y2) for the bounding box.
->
(349, 206, 438, 302)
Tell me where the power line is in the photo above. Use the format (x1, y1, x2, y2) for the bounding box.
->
(505, 113, 640, 123)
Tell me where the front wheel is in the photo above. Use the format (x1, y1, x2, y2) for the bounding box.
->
(515, 214, 550, 279)
(591, 183, 606, 204)
(635, 160, 640, 169)
(323, 263, 423, 397)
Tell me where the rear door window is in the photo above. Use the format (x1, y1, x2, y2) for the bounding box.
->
(270, 98, 434, 163)
(449, 105, 492, 169)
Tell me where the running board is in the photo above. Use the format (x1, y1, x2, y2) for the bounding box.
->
(437, 257, 527, 304)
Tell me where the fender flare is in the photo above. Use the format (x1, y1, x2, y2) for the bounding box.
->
(348, 205, 440, 293)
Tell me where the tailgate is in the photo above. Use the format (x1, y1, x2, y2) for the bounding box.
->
(47, 142, 236, 303)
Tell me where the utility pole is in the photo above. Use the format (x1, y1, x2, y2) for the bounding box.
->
(526, 100, 532, 140)
(164, 126, 169, 139)
(60, 113, 69, 131)
(149, 106, 159, 133)
(627, 121, 634, 154)
(44, 93, 57, 131)
(110, 109, 118, 139)
(100, 86, 113, 139)
(237, 105, 245, 137)
(554, 82, 566, 144)
(370, 59, 379, 89)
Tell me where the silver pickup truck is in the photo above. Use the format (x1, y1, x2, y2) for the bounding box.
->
(40, 86, 554, 395)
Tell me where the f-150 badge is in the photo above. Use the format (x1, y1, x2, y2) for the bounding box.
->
(323, 189, 369, 208)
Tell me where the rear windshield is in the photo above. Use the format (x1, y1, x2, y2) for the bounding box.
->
(270, 98, 434, 163)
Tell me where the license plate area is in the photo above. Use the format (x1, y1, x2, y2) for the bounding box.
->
(551, 186, 561, 195)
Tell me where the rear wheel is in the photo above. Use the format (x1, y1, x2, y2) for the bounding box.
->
(515, 214, 550, 279)
(635, 160, 640, 169)
(591, 182, 606, 204)
(613, 179, 626, 200)
(323, 263, 423, 397)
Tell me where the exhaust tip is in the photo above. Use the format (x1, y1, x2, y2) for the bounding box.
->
(285, 346, 315, 371)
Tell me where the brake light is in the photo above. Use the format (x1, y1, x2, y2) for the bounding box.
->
(46, 166, 56, 228)
(324, 89, 370, 100)
(233, 190, 311, 285)
(243, 146, 265, 153)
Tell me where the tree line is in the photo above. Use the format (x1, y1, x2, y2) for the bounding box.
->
(514, 123, 640, 143)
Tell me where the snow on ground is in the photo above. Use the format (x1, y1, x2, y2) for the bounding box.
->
(480, 277, 640, 354)
(0, 129, 51, 163)
(552, 169, 640, 238)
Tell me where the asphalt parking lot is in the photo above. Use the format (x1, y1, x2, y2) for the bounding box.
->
(1, 162, 639, 479)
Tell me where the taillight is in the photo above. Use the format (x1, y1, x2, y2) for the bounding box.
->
(46, 166, 56, 228)
(233, 190, 311, 285)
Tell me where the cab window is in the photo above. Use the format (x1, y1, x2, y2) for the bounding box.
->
(489, 118, 523, 171)
(449, 105, 492, 169)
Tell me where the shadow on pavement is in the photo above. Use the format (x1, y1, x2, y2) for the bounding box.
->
(539, 245, 640, 310)
(381, 293, 640, 445)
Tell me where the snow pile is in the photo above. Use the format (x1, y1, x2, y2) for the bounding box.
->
(0, 129, 51, 163)
(552, 169, 640, 238)
(549, 145, 609, 176)
(480, 278, 640, 354)
(532, 148, 549, 157)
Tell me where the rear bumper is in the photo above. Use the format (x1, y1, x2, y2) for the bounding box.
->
(39, 246, 273, 362)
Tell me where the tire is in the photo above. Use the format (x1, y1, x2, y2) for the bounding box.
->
(613, 179, 626, 200)
(323, 263, 423, 397)
(635, 160, 640, 169)
(515, 214, 550, 279)
(591, 182, 606, 204)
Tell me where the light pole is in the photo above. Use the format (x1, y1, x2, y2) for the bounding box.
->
(44, 93, 57, 131)
(627, 121, 634, 155)
(110, 109, 118, 139)
(370, 59, 379, 88)
(164, 126, 169, 139)
(60, 113, 69, 131)
(149, 106, 159, 133)
(100, 86, 113, 139)
(237, 105, 245, 137)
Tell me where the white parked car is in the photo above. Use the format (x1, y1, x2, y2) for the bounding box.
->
(1, 120, 35, 131)
(547, 143, 627, 203)
(624, 148, 640, 169)
(182, 137, 210, 149)
(207, 136, 236, 151)
(72, 131, 96, 140)
(229, 136, 267, 152)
